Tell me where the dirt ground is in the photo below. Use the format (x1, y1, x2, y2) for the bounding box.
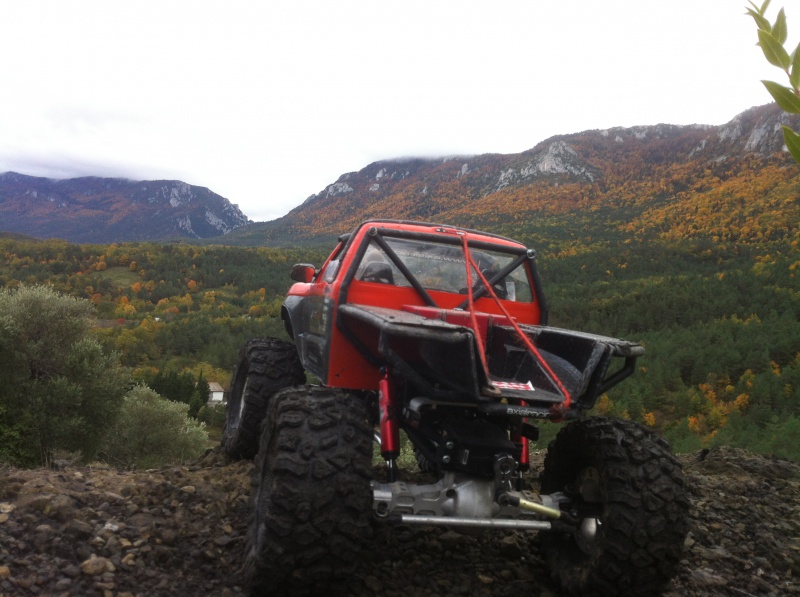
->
(0, 445, 798, 596)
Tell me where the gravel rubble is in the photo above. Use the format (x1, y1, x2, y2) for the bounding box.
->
(0, 445, 797, 596)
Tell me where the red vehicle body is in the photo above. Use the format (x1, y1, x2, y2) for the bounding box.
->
(228, 220, 687, 597)
(281, 221, 642, 469)
(284, 220, 545, 389)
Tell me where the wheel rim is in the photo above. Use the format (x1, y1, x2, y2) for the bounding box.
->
(574, 466, 603, 556)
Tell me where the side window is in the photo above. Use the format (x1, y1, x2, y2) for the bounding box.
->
(322, 259, 340, 283)
(316, 239, 347, 283)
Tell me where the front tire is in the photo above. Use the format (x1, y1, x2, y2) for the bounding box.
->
(244, 386, 374, 595)
(222, 338, 305, 459)
(540, 416, 689, 596)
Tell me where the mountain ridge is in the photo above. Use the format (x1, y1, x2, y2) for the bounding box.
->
(2, 102, 798, 246)
(0, 173, 251, 243)
(224, 102, 799, 247)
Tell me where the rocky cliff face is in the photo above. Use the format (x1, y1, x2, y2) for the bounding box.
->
(0, 445, 797, 595)
(303, 104, 796, 207)
(240, 102, 800, 247)
(0, 174, 251, 243)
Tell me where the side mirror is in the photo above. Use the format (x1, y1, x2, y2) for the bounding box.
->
(290, 264, 316, 283)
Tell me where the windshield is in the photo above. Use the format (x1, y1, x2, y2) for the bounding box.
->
(355, 237, 533, 302)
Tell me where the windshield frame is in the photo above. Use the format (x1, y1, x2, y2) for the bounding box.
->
(339, 224, 540, 311)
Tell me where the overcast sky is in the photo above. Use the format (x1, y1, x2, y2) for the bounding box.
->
(0, 1, 789, 222)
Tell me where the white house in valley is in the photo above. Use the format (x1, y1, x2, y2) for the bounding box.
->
(208, 382, 225, 404)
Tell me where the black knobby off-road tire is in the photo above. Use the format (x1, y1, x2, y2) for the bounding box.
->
(222, 338, 305, 460)
(244, 386, 375, 595)
(539, 416, 689, 596)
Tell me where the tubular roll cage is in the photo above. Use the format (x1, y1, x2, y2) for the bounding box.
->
(333, 223, 561, 480)
(337, 222, 548, 314)
(337, 223, 574, 400)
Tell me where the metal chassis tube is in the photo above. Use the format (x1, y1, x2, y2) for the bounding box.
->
(393, 514, 552, 531)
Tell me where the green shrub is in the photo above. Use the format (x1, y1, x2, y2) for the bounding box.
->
(197, 402, 226, 428)
(101, 384, 208, 469)
(0, 285, 128, 466)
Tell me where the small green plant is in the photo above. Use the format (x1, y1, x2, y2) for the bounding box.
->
(197, 402, 227, 428)
(371, 431, 422, 470)
(747, 0, 800, 161)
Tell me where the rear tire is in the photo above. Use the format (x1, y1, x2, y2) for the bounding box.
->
(222, 338, 305, 459)
(244, 386, 374, 595)
(540, 416, 688, 596)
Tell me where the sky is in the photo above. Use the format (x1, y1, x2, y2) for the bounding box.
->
(0, 0, 791, 222)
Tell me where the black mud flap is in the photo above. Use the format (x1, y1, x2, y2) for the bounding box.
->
(337, 304, 485, 401)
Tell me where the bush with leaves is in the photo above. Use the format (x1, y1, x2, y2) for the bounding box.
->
(100, 384, 208, 469)
(0, 285, 129, 466)
(197, 402, 226, 428)
(747, 0, 800, 161)
(134, 368, 212, 419)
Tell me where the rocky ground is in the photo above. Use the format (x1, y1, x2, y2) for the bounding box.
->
(0, 445, 798, 597)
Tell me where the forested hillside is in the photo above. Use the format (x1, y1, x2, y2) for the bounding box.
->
(2, 202, 798, 460)
(0, 236, 327, 383)
(1, 103, 798, 460)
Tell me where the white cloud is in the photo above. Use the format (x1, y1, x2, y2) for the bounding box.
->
(0, 0, 785, 222)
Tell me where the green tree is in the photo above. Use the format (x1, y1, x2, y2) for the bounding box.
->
(189, 372, 211, 419)
(747, 0, 800, 161)
(146, 369, 196, 405)
(100, 384, 208, 469)
(0, 285, 129, 466)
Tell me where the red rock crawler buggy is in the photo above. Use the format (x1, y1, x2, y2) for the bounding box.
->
(222, 220, 689, 595)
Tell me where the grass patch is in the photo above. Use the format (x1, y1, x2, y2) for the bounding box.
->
(96, 266, 140, 287)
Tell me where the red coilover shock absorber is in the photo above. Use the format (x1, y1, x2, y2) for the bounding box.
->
(513, 401, 530, 490)
(379, 368, 399, 482)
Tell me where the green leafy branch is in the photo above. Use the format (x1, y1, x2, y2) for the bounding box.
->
(747, 0, 800, 161)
